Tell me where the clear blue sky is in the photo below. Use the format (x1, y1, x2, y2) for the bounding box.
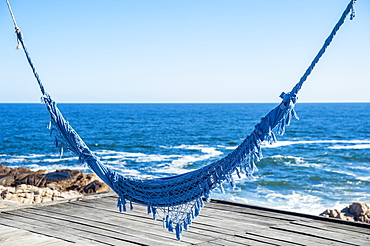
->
(0, 0, 369, 103)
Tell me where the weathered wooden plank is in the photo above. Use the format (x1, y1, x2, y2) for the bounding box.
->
(76, 197, 280, 233)
(240, 229, 348, 246)
(19, 207, 190, 246)
(1, 195, 369, 246)
(230, 232, 304, 246)
(35, 201, 215, 244)
(3, 209, 176, 246)
(75, 196, 277, 246)
(291, 220, 370, 240)
(0, 224, 75, 246)
(198, 207, 287, 227)
(2, 233, 65, 246)
(195, 237, 251, 246)
(292, 220, 370, 236)
(81, 195, 280, 226)
(0, 212, 141, 246)
(0, 219, 85, 245)
(271, 223, 368, 245)
(67, 199, 255, 241)
(241, 231, 306, 246)
(25, 202, 225, 244)
(207, 200, 370, 232)
(205, 201, 304, 222)
(44, 202, 241, 244)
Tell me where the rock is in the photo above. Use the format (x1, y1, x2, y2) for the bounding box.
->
(357, 215, 369, 223)
(46, 183, 63, 191)
(22, 198, 33, 205)
(0, 165, 46, 187)
(0, 165, 111, 206)
(349, 202, 370, 216)
(4, 192, 12, 200)
(34, 195, 42, 203)
(331, 209, 339, 218)
(78, 180, 111, 195)
(320, 202, 370, 224)
(41, 196, 52, 203)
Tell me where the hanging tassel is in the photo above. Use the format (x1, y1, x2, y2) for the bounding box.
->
(117, 196, 126, 212)
(168, 219, 174, 232)
(165, 215, 170, 229)
(152, 207, 157, 220)
(175, 223, 183, 241)
(183, 221, 189, 231)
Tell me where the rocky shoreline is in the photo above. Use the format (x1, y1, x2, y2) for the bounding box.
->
(0, 164, 110, 208)
(320, 201, 370, 224)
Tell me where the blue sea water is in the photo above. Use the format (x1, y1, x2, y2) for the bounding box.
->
(1, 103, 369, 215)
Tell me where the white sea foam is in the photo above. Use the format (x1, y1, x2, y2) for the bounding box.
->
(172, 144, 223, 155)
(90, 145, 224, 175)
(42, 157, 79, 163)
(328, 144, 370, 149)
(266, 155, 323, 168)
(218, 139, 370, 151)
(212, 188, 327, 215)
(322, 168, 370, 182)
(2, 158, 27, 163)
(352, 166, 370, 171)
(151, 145, 223, 175)
(264, 191, 324, 215)
(323, 168, 357, 177)
(107, 166, 143, 177)
(269, 155, 304, 162)
(95, 149, 182, 163)
(263, 139, 370, 148)
(225, 146, 237, 150)
(26, 163, 89, 173)
(357, 176, 370, 181)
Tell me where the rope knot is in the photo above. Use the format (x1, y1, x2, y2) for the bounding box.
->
(279, 92, 297, 109)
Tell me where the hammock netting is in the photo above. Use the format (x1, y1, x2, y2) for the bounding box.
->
(7, 0, 357, 240)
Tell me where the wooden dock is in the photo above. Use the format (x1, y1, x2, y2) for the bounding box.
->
(0, 191, 369, 245)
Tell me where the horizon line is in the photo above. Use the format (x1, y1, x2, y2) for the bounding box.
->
(0, 101, 369, 104)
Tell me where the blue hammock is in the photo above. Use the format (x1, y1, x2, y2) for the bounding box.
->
(7, 0, 357, 240)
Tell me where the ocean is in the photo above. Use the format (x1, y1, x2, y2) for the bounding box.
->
(1, 103, 369, 215)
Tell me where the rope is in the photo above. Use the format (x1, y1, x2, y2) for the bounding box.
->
(6, 0, 46, 96)
(289, 0, 357, 96)
(6, 0, 18, 28)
